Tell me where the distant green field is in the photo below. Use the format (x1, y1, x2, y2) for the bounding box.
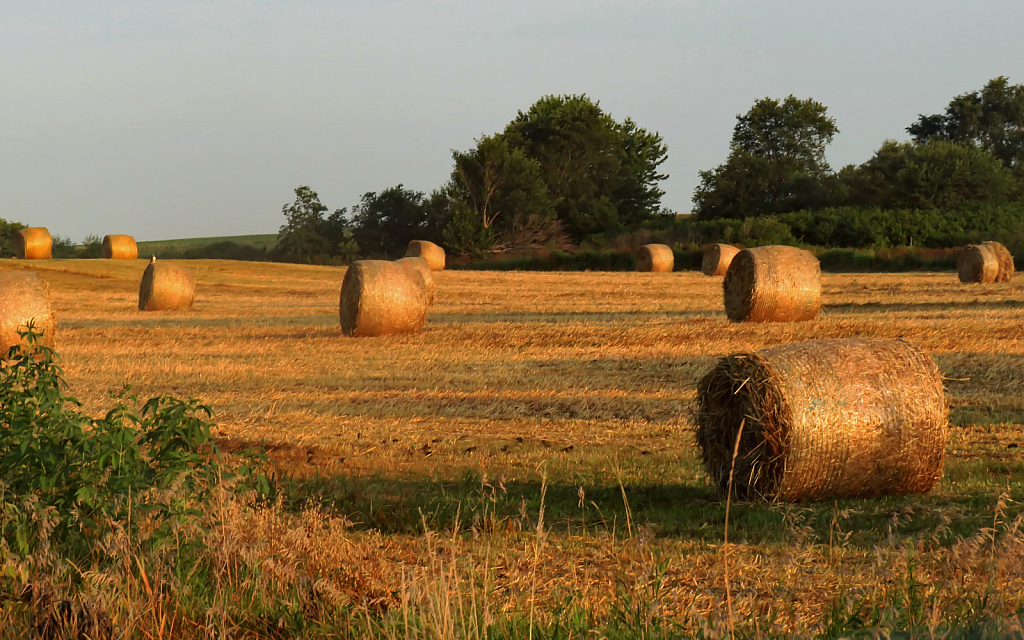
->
(136, 234, 277, 253)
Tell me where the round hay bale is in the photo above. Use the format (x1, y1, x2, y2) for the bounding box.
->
(957, 244, 999, 283)
(14, 228, 52, 260)
(138, 259, 195, 311)
(102, 234, 139, 260)
(723, 246, 820, 323)
(950, 243, 999, 282)
(702, 243, 740, 276)
(405, 240, 445, 271)
(635, 244, 674, 272)
(981, 241, 1015, 282)
(0, 271, 56, 352)
(340, 260, 427, 337)
(696, 338, 947, 502)
(396, 256, 436, 305)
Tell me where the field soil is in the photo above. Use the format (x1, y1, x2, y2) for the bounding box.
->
(3, 258, 1024, 634)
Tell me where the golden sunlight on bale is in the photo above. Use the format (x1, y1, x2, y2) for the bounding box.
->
(138, 260, 196, 311)
(701, 243, 740, 276)
(983, 241, 1016, 282)
(957, 244, 998, 283)
(0, 271, 56, 351)
(396, 256, 436, 305)
(14, 228, 52, 260)
(958, 241, 1014, 283)
(340, 260, 427, 337)
(635, 244, 673, 272)
(102, 234, 139, 260)
(405, 240, 446, 271)
(723, 245, 820, 323)
(696, 338, 947, 502)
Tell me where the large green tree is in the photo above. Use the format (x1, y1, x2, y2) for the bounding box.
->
(349, 185, 443, 258)
(441, 134, 557, 256)
(693, 96, 839, 219)
(501, 94, 668, 238)
(274, 186, 357, 264)
(907, 76, 1024, 171)
(842, 139, 1019, 210)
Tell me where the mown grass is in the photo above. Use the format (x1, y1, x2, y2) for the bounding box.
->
(0, 259, 1022, 636)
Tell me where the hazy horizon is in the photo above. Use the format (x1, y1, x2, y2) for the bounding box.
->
(3, 1, 1022, 241)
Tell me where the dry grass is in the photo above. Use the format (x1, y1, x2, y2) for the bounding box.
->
(2, 258, 1024, 634)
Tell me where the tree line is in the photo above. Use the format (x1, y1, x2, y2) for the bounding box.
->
(274, 94, 669, 263)
(687, 77, 1024, 249)
(3, 79, 1022, 260)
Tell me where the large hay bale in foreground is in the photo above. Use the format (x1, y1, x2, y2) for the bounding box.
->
(102, 234, 139, 260)
(405, 240, 445, 271)
(138, 259, 195, 311)
(635, 244, 674, 272)
(957, 244, 997, 283)
(723, 246, 820, 323)
(0, 271, 56, 351)
(340, 260, 427, 337)
(702, 243, 740, 276)
(396, 256, 436, 305)
(14, 228, 52, 260)
(696, 338, 947, 502)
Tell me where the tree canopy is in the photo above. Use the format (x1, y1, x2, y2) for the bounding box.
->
(273, 186, 357, 264)
(907, 76, 1024, 172)
(442, 94, 668, 254)
(693, 96, 838, 219)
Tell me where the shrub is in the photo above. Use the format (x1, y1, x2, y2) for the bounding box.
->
(0, 325, 264, 561)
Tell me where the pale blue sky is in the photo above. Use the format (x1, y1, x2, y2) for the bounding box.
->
(2, 1, 1022, 241)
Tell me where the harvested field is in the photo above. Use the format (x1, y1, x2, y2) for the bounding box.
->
(3, 258, 1024, 635)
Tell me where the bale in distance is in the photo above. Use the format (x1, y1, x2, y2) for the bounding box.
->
(723, 245, 820, 323)
(14, 228, 52, 260)
(635, 244, 674, 272)
(957, 244, 998, 283)
(138, 258, 196, 311)
(958, 241, 1015, 283)
(102, 234, 139, 260)
(405, 240, 446, 271)
(702, 243, 740, 276)
(396, 256, 436, 305)
(0, 271, 56, 352)
(695, 338, 947, 502)
(340, 260, 428, 337)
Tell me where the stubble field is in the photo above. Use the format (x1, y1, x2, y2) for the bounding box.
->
(4, 258, 1024, 637)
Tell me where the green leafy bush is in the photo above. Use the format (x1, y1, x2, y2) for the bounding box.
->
(0, 325, 264, 560)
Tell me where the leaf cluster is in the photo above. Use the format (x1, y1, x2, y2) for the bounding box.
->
(442, 94, 668, 255)
(0, 325, 264, 560)
(273, 186, 358, 264)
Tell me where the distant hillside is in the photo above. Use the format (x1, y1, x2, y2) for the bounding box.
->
(136, 234, 277, 254)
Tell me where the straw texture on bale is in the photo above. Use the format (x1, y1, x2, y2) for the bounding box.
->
(635, 244, 674, 272)
(957, 241, 1014, 283)
(396, 256, 436, 305)
(702, 243, 740, 276)
(983, 241, 1016, 282)
(102, 234, 139, 260)
(14, 228, 52, 260)
(138, 261, 196, 311)
(695, 338, 948, 502)
(0, 271, 56, 351)
(340, 260, 427, 337)
(405, 240, 446, 271)
(723, 245, 820, 323)
(957, 245, 998, 283)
